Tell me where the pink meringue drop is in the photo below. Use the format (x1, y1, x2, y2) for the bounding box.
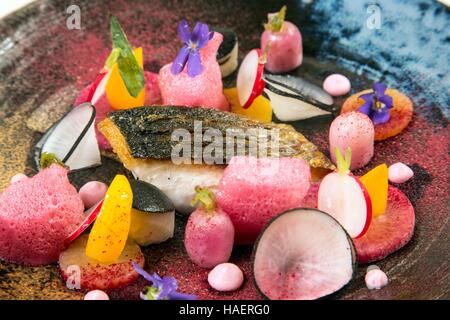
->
(84, 289, 109, 300)
(208, 263, 244, 292)
(323, 74, 351, 97)
(388, 162, 414, 184)
(10, 173, 28, 184)
(365, 266, 389, 290)
(79, 181, 108, 208)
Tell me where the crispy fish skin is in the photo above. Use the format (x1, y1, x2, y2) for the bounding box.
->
(103, 106, 334, 169)
(99, 106, 334, 213)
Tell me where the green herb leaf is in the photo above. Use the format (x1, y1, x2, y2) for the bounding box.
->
(40, 152, 66, 169)
(110, 16, 145, 98)
(191, 186, 216, 212)
(103, 47, 121, 71)
(264, 5, 287, 33)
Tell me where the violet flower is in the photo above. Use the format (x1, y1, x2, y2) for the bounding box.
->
(132, 262, 197, 300)
(358, 82, 394, 125)
(171, 19, 214, 77)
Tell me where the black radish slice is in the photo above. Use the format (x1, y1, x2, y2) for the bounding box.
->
(215, 27, 239, 78)
(264, 74, 334, 106)
(38, 103, 101, 171)
(236, 48, 265, 108)
(263, 83, 331, 121)
(253, 208, 356, 300)
(129, 180, 175, 246)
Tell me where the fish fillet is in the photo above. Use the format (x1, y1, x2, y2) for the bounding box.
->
(98, 106, 334, 213)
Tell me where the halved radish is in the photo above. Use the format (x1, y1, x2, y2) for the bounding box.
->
(236, 49, 332, 119)
(253, 208, 356, 300)
(236, 49, 265, 108)
(38, 103, 101, 171)
(65, 200, 103, 246)
(318, 148, 372, 238)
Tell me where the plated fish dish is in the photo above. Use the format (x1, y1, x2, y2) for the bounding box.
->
(0, 1, 448, 301)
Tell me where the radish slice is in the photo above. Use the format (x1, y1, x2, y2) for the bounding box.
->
(264, 74, 333, 106)
(39, 103, 101, 171)
(237, 49, 265, 108)
(87, 72, 108, 103)
(253, 208, 356, 300)
(65, 200, 103, 246)
(264, 84, 331, 121)
(91, 70, 111, 105)
(318, 173, 371, 238)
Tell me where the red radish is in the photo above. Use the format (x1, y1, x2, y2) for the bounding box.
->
(260, 6, 303, 73)
(184, 187, 234, 269)
(236, 48, 265, 108)
(318, 147, 372, 238)
(59, 234, 144, 290)
(65, 200, 103, 246)
(253, 208, 356, 300)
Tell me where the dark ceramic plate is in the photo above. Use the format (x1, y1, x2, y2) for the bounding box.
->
(0, 0, 449, 300)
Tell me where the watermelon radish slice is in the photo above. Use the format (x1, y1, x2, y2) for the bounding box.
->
(236, 49, 265, 108)
(236, 49, 332, 119)
(253, 208, 356, 300)
(318, 148, 372, 238)
(37, 103, 101, 171)
(300, 183, 415, 264)
(65, 200, 103, 246)
(354, 186, 415, 264)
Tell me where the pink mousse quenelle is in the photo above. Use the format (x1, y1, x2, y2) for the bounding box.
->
(261, 6, 303, 73)
(329, 111, 375, 170)
(208, 263, 244, 292)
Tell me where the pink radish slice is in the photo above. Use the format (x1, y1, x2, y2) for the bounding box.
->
(318, 172, 372, 239)
(237, 49, 265, 108)
(87, 72, 107, 103)
(253, 208, 356, 300)
(65, 200, 103, 245)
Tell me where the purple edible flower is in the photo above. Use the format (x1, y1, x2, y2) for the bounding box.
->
(171, 19, 214, 77)
(132, 262, 197, 300)
(358, 82, 394, 125)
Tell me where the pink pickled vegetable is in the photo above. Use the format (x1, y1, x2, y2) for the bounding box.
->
(388, 162, 414, 184)
(261, 6, 302, 73)
(184, 187, 234, 268)
(323, 74, 351, 96)
(329, 111, 375, 170)
(208, 263, 244, 292)
(84, 290, 110, 300)
(79, 181, 108, 209)
(158, 32, 229, 111)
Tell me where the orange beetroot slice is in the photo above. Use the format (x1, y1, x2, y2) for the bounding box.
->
(341, 88, 413, 141)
